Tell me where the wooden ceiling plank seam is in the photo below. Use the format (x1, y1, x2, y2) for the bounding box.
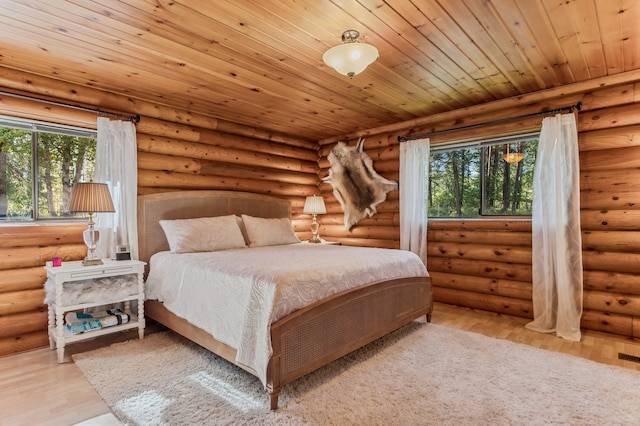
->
(322, 68, 640, 144)
(618, 0, 640, 71)
(415, 0, 517, 98)
(541, 0, 594, 81)
(209, 2, 464, 113)
(328, 0, 481, 106)
(0, 0, 634, 141)
(135, 3, 424, 118)
(92, 0, 418, 119)
(594, 0, 626, 75)
(354, 0, 494, 104)
(488, 0, 563, 89)
(458, 0, 545, 93)
(273, 0, 471, 108)
(515, 0, 576, 85)
(566, 0, 609, 79)
(21, 1, 383, 125)
(434, 0, 519, 96)
(0, 9, 364, 136)
(226, 0, 450, 116)
(126, 0, 402, 113)
(0, 49, 353, 139)
(136, 0, 470, 123)
(384, 0, 508, 100)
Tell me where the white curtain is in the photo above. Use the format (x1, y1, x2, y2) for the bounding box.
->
(94, 117, 139, 260)
(526, 113, 583, 341)
(400, 138, 430, 263)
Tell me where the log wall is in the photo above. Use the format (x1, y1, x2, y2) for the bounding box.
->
(0, 68, 320, 356)
(318, 79, 640, 340)
(1, 68, 639, 357)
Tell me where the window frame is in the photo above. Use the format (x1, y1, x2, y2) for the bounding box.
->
(0, 115, 97, 222)
(429, 131, 540, 219)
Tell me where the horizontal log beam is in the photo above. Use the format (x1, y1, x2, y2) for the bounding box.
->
(580, 310, 636, 337)
(0, 331, 49, 357)
(583, 270, 640, 296)
(0, 224, 85, 248)
(137, 133, 318, 173)
(430, 271, 532, 300)
(580, 189, 640, 210)
(137, 132, 318, 163)
(321, 224, 399, 240)
(0, 289, 46, 315)
(583, 290, 640, 316)
(581, 145, 640, 171)
(138, 169, 316, 197)
(320, 70, 640, 144)
(579, 124, 640, 152)
(427, 242, 532, 264)
(582, 250, 640, 275)
(581, 169, 640, 192)
(0, 67, 315, 147)
(428, 220, 532, 232)
(308, 237, 398, 249)
(580, 210, 640, 231)
(0, 245, 86, 270)
(0, 267, 46, 293)
(582, 231, 640, 252)
(427, 257, 532, 282)
(427, 229, 531, 247)
(0, 310, 48, 339)
(138, 152, 319, 186)
(433, 287, 533, 318)
(578, 102, 640, 132)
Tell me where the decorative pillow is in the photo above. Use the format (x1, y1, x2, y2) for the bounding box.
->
(159, 215, 247, 253)
(241, 214, 300, 247)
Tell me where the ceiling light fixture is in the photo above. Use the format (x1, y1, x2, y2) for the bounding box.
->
(503, 143, 525, 163)
(322, 30, 379, 79)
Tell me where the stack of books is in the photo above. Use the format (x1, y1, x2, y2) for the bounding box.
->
(65, 309, 131, 334)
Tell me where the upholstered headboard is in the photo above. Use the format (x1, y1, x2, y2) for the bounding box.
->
(137, 190, 291, 266)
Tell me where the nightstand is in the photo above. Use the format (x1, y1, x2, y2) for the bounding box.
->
(44, 259, 146, 363)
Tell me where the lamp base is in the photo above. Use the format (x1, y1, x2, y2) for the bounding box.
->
(82, 258, 104, 266)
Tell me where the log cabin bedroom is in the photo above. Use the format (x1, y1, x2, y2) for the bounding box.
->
(0, 1, 639, 425)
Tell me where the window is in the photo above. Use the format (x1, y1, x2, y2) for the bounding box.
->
(0, 116, 97, 221)
(429, 133, 539, 217)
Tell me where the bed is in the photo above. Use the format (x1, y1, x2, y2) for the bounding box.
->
(138, 190, 432, 410)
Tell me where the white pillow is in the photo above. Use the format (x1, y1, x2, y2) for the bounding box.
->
(241, 215, 300, 247)
(159, 215, 247, 253)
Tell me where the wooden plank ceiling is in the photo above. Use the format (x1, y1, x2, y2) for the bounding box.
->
(0, 0, 637, 141)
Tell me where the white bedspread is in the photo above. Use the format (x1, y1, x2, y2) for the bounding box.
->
(145, 243, 428, 386)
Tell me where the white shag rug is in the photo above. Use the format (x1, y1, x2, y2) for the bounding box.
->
(73, 324, 640, 426)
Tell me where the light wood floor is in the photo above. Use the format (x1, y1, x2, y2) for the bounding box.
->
(1, 302, 639, 426)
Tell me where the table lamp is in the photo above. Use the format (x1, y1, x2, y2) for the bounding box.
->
(69, 181, 115, 266)
(303, 195, 326, 243)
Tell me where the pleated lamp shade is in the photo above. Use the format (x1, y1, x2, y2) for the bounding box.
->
(303, 195, 327, 215)
(69, 182, 115, 214)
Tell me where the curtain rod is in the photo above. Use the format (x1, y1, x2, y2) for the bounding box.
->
(0, 90, 140, 123)
(397, 102, 582, 142)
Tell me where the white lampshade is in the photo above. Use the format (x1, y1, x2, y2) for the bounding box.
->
(303, 195, 327, 215)
(323, 30, 379, 79)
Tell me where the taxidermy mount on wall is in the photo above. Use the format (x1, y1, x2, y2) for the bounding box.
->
(323, 137, 398, 230)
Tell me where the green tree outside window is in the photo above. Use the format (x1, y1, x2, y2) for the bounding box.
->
(0, 117, 96, 221)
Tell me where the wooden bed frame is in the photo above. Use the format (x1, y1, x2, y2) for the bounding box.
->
(138, 190, 432, 409)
